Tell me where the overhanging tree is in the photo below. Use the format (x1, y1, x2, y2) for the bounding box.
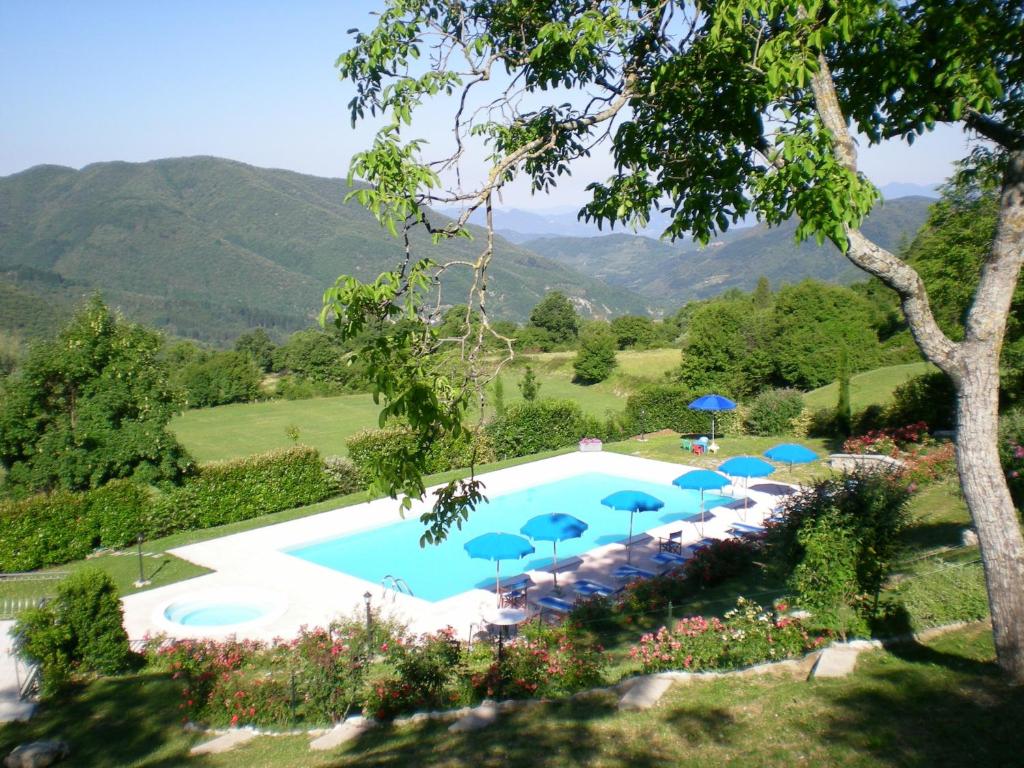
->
(331, 1, 1024, 679)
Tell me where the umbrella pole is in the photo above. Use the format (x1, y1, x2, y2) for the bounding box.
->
(742, 476, 749, 521)
(495, 561, 501, 608)
(552, 540, 560, 592)
(627, 510, 635, 564)
(699, 490, 705, 537)
(711, 414, 716, 444)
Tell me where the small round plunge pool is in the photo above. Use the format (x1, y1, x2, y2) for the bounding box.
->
(155, 587, 288, 636)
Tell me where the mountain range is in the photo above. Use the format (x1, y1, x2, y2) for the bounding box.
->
(521, 196, 932, 303)
(0, 157, 935, 344)
(0, 157, 653, 344)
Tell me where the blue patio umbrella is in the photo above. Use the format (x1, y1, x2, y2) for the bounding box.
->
(672, 469, 731, 533)
(764, 443, 819, 473)
(520, 513, 589, 590)
(718, 456, 776, 516)
(688, 394, 738, 443)
(464, 533, 536, 607)
(600, 490, 665, 563)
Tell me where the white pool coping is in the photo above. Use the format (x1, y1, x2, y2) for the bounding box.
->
(121, 451, 792, 643)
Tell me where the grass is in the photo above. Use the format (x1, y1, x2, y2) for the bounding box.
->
(3, 623, 1019, 766)
(170, 349, 680, 463)
(803, 361, 936, 412)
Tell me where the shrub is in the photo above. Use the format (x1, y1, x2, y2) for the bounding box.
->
(743, 388, 804, 436)
(13, 570, 132, 696)
(886, 371, 956, 430)
(323, 455, 367, 496)
(788, 512, 868, 638)
(768, 471, 912, 610)
(151, 446, 336, 535)
(518, 365, 540, 401)
(275, 376, 348, 400)
(623, 383, 742, 436)
(486, 400, 604, 459)
(630, 597, 824, 673)
(53, 569, 133, 674)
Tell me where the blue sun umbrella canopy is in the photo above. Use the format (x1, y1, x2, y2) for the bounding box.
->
(718, 456, 775, 514)
(520, 513, 589, 589)
(464, 532, 536, 607)
(764, 443, 819, 469)
(672, 470, 731, 532)
(688, 394, 737, 442)
(718, 456, 776, 478)
(672, 469, 731, 492)
(600, 491, 665, 563)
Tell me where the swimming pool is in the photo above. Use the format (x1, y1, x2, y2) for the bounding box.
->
(284, 472, 731, 602)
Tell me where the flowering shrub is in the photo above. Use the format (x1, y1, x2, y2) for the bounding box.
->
(630, 598, 825, 673)
(471, 622, 606, 699)
(901, 442, 956, 486)
(1000, 409, 1024, 510)
(842, 421, 929, 456)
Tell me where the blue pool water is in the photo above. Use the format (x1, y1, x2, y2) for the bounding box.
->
(165, 603, 266, 627)
(285, 472, 731, 602)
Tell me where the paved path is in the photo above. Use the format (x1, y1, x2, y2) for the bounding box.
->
(0, 620, 36, 722)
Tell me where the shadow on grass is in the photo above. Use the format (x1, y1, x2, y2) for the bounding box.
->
(822, 638, 1024, 767)
(330, 695, 682, 768)
(898, 521, 967, 553)
(0, 672, 209, 768)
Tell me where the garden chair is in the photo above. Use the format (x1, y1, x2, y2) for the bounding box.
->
(692, 443, 705, 456)
(681, 438, 692, 451)
(658, 530, 684, 554)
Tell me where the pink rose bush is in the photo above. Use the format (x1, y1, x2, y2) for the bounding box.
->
(629, 597, 826, 673)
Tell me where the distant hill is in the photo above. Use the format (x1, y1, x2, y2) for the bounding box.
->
(521, 196, 933, 305)
(0, 158, 654, 344)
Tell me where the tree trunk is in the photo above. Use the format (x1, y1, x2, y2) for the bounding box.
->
(956, 351, 1024, 682)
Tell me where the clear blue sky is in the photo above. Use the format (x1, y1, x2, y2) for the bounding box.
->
(1, 0, 972, 208)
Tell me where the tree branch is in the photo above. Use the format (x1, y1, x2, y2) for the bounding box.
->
(808, 52, 960, 373)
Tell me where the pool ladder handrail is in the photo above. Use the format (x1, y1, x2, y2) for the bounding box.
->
(381, 574, 414, 601)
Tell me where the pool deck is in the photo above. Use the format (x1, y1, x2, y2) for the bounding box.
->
(121, 451, 794, 643)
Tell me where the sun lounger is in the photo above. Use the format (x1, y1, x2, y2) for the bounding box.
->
(533, 594, 574, 615)
(613, 564, 656, 581)
(573, 578, 616, 597)
(728, 522, 767, 540)
(651, 550, 688, 569)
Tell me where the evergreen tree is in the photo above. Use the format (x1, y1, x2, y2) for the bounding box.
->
(518, 365, 540, 401)
(836, 348, 852, 437)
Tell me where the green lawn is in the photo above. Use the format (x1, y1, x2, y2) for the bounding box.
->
(171, 349, 680, 463)
(803, 361, 936, 412)
(3, 623, 1018, 767)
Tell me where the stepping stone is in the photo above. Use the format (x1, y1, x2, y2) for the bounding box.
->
(309, 718, 376, 751)
(448, 701, 499, 732)
(189, 729, 256, 755)
(618, 675, 673, 711)
(811, 647, 860, 679)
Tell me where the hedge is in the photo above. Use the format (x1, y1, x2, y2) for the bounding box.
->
(149, 446, 337, 536)
(486, 399, 616, 459)
(345, 427, 496, 480)
(0, 447, 339, 571)
(0, 480, 150, 571)
(623, 383, 742, 436)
